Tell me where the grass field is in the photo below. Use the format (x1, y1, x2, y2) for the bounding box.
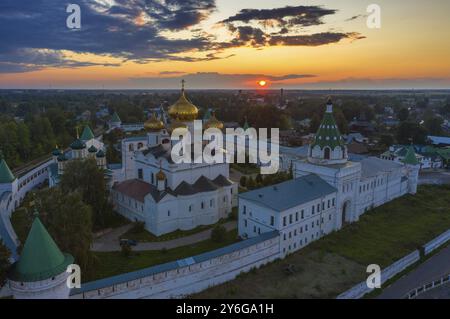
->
(120, 215, 236, 243)
(85, 229, 240, 282)
(193, 185, 450, 299)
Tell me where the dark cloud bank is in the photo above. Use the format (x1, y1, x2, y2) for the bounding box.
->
(0, 1, 364, 73)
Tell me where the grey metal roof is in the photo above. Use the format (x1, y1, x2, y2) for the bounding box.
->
(360, 157, 403, 178)
(239, 174, 337, 212)
(70, 230, 279, 296)
(123, 136, 147, 142)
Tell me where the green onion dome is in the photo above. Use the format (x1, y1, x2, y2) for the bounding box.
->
(96, 150, 105, 158)
(57, 154, 68, 162)
(52, 146, 62, 156)
(88, 145, 98, 153)
(70, 138, 86, 150)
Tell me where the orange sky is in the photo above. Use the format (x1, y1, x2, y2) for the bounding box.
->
(1, 0, 449, 89)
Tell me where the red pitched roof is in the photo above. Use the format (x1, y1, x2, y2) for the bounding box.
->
(113, 179, 153, 202)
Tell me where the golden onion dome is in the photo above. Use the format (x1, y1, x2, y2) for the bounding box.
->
(168, 80, 198, 121)
(144, 112, 165, 132)
(156, 169, 166, 181)
(204, 111, 224, 130)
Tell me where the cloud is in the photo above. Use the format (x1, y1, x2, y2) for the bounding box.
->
(129, 72, 316, 89)
(221, 5, 336, 27)
(269, 32, 365, 46)
(217, 5, 364, 50)
(0, 1, 363, 74)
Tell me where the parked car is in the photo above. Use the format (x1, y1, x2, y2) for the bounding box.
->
(120, 239, 138, 247)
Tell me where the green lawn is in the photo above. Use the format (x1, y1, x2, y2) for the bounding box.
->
(193, 185, 450, 299)
(120, 214, 237, 243)
(85, 229, 240, 282)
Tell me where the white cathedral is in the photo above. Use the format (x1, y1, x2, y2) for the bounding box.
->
(111, 82, 238, 236)
(238, 98, 420, 256)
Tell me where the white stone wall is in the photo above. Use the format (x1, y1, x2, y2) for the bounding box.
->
(70, 234, 281, 299)
(9, 272, 71, 299)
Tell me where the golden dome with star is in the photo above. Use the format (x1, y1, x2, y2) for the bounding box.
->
(156, 169, 166, 181)
(168, 80, 198, 121)
(144, 112, 165, 132)
(204, 111, 224, 130)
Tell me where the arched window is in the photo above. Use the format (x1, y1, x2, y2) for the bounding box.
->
(129, 144, 134, 152)
(138, 143, 144, 149)
(324, 147, 331, 160)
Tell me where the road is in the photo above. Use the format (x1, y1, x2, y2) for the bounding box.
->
(377, 244, 450, 299)
(416, 282, 450, 299)
(91, 221, 237, 252)
(419, 170, 450, 185)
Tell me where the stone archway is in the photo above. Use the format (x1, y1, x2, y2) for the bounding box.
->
(342, 200, 351, 227)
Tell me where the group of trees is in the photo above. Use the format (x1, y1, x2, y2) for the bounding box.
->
(0, 112, 77, 169)
(240, 169, 293, 191)
(8, 159, 116, 277)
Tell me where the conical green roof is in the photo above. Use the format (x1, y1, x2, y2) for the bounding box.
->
(111, 112, 121, 123)
(243, 117, 250, 131)
(403, 145, 419, 165)
(0, 152, 15, 183)
(9, 216, 74, 282)
(203, 108, 212, 121)
(80, 126, 95, 141)
(311, 100, 345, 150)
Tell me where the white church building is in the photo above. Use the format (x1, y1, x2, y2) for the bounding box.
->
(239, 98, 420, 256)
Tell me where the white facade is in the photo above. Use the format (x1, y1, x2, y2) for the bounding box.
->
(8, 272, 71, 299)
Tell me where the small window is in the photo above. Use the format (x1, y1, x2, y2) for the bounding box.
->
(270, 216, 275, 226)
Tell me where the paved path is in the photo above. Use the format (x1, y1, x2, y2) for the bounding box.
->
(91, 221, 237, 252)
(416, 282, 450, 299)
(377, 244, 450, 299)
(419, 170, 450, 185)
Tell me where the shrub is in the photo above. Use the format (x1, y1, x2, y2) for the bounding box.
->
(211, 225, 227, 243)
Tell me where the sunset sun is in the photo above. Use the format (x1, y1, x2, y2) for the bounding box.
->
(258, 80, 267, 87)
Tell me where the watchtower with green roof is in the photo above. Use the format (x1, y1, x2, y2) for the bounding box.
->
(0, 151, 16, 184)
(308, 98, 348, 165)
(8, 213, 74, 299)
(109, 111, 122, 130)
(403, 145, 420, 195)
(0, 151, 17, 197)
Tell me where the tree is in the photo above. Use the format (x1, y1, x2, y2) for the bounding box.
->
(255, 174, 263, 184)
(211, 225, 227, 243)
(397, 108, 410, 122)
(396, 122, 428, 145)
(60, 159, 113, 229)
(240, 176, 247, 188)
(379, 134, 394, 147)
(424, 117, 444, 136)
(0, 240, 11, 286)
(246, 177, 256, 190)
(121, 243, 132, 257)
(37, 188, 94, 271)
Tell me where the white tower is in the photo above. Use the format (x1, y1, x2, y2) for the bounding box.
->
(8, 213, 74, 299)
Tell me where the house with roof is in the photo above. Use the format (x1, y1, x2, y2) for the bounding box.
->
(240, 99, 420, 257)
(381, 144, 443, 169)
(111, 82, 238, 236)
(239, 174, 338, 256)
